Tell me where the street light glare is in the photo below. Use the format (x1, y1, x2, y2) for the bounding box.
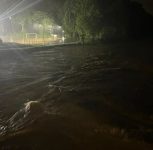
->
(0, 0, 42, 22)
(0, 0, 43, 43)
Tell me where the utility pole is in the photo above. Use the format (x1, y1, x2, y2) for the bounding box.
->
(9, 16, 13, 42)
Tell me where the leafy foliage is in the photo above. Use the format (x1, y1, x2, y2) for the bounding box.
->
(63, 0, 103, 41)
(13, 11, 53, 33)
(8, 0, 153, 41)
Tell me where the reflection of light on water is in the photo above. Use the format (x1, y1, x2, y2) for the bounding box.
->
(0, 101, 46, 135)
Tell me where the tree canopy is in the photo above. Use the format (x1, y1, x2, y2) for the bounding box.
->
(3, 0, 153, 41)
(39, 0, 153, 41)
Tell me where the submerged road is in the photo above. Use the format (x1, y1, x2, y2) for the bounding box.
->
(0, 43, 102, 118)
(0, 43, 153, 148)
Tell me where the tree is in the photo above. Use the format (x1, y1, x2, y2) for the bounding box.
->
(39, 0, 66, 25)
(12, 12, 31, 33)
(63, 0, 102, 41)
(13, 11, 53, 33)
(63, 0, 78, 39)
(75, 0, 102, 40)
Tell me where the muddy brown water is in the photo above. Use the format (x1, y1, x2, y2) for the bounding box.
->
(0, 44, 153, 149)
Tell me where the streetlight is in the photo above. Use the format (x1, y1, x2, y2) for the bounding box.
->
(19, 22, 24, 44)
(62, 30, 65, 43)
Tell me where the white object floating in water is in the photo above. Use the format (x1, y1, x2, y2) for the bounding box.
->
(24, 101, 45, 116)
(8, 101, 45, 128)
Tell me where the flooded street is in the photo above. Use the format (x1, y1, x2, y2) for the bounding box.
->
(0, 44, 114, 118)
(0, 43, 153, 149)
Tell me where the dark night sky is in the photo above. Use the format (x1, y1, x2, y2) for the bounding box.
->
(133, 0, 153, 15)
(0, 0, 153, 16)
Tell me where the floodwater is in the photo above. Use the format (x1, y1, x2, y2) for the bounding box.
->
(0, 43, 153, 149)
